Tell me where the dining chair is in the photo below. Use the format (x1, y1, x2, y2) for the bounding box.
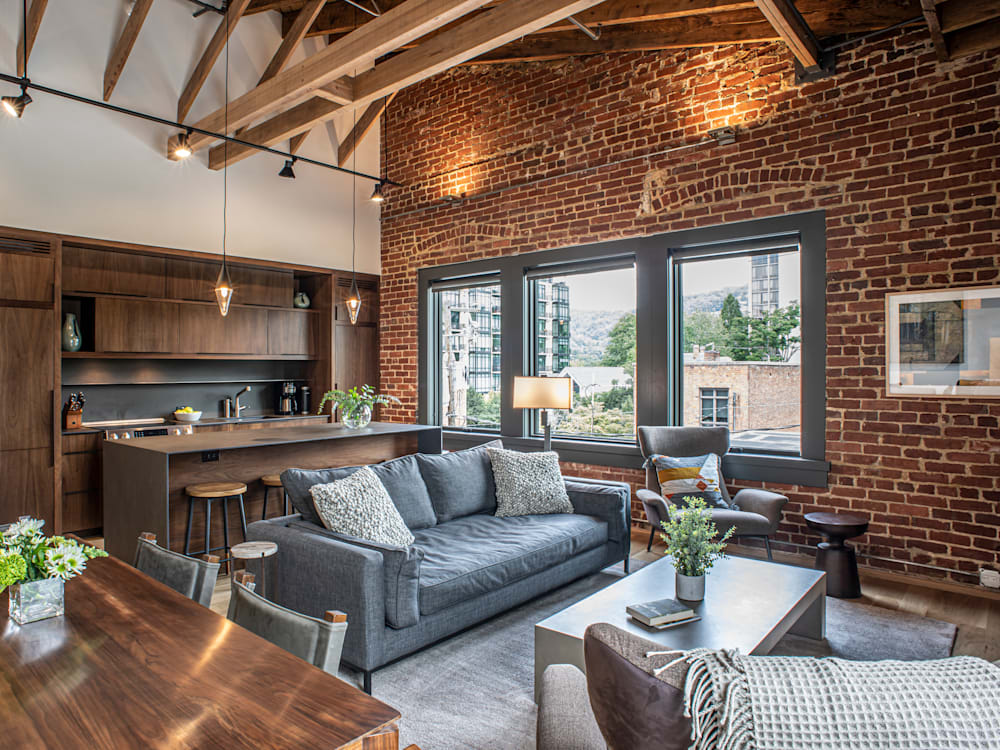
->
(133, 532, 220, 607)
(227, 570, 348, 677)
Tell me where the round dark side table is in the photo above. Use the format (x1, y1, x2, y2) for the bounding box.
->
(804, 512, 869, 599)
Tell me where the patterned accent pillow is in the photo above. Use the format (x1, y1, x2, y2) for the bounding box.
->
(487, 447, 574, 517)
(645, 453, 730, 510)
(310, 466, 415, 547)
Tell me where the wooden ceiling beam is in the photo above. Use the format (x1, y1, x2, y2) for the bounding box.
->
(947, 16, 1000, 58)
(919, 0, 950, 61)
(171, 0, 493, 158)
(177, 0, 253, 123)
(338, 91, 397, 166)
(103, 0, 156, 101)
(317, 77, 356, 104)
(257, 0, 327, 84)
(15, 0, 48, 78)
(939, 0, 1000, 34)
(752, 0, 820, 68)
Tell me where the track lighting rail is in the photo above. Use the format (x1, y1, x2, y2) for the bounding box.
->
(0, 72, 401, 187)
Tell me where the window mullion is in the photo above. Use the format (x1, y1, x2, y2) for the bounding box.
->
(499, 263, 524, 438)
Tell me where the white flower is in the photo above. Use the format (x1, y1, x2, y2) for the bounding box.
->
(45, 544, 86, 580)
(4, 517, 45, 542)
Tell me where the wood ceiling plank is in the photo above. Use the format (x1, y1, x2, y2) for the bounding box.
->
(939, 0, 1000, 33)
(947, 16, 1000, 58)
(171, 0, 493, 158)
(15, 0, 48, 78)
(177, 0, 253, 123)
(103, 0, 156, 101)
(338, 91, 397, 166)
(752, 0, 820, 67)
(920, 0, 950, 60)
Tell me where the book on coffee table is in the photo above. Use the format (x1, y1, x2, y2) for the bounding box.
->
(625, 598, 695, 627)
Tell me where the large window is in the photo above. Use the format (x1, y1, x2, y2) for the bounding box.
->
(433, 282, 502, 431)
(529, 266, 636, 441)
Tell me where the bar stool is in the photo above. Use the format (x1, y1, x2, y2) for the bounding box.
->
(261, 474, 290, 519)
(184, 481, 248, 572)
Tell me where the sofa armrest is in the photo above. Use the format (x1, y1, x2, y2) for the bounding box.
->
(564, 477, 630, 554)
(636, 488, 671, 530)
(537, 664, 606, 750)
(731, 488, 788, 533)
(247, 518, 386, 671)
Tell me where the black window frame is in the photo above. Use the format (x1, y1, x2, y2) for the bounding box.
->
(417, 210, 829, 487)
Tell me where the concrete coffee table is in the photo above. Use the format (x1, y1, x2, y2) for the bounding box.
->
(534, 554, 826, 698)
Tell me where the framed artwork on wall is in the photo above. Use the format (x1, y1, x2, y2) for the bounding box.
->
(886, 284, 1000, 397)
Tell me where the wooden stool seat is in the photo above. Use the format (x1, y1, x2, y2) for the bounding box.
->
(231, 541, 278, 560)
(187, 481, 249, 499)
(261, 474, 283, 487)
(261, 473, 290, 520)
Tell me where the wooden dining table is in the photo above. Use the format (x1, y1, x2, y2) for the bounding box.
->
(0, 555, 403, 749)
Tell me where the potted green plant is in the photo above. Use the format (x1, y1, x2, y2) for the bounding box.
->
(317, 385, 401, 429)
(1, 517, 107, 624)
(659, 497, 735, 601)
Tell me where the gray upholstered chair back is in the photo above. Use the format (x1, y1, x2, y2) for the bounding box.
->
(227, 572, 348, 676)
(636, 426, 730, 492)
(133, 534, 219, 608)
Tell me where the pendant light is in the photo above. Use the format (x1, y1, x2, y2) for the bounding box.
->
(345, 46, 362, 326)
(369, 99, 389, 202)
(214, 1, 234, 317)
(3, 0, 32, 119)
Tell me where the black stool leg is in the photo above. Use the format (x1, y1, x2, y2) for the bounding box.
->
(184, 496, 195, 555)
(221, 498, 231, 574)
(262, 485, 270, 521)
(204, 499, 212, 560)
(237, 494, 248, 541)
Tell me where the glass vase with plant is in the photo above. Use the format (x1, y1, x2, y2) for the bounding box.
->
(659, 497, 735, 601)
(317, 385, 401, 428)
(1, 517, 108, 624)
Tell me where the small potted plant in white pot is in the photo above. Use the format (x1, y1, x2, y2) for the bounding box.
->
(1, 517, 107, 624)
(659, 497, 735, 601)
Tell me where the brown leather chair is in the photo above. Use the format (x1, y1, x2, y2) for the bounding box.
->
(636, 426, 788, 560)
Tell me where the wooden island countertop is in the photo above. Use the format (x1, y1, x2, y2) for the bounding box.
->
(102, 422, 442, 560)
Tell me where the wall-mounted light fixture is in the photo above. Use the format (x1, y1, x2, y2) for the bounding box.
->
(172, 130, 193, 159)
(279, 158, 296, 179)
(1, 85, 31, 118)
(370, 181, 385, 202)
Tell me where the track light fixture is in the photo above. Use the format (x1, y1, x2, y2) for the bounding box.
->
(2, 85, 31, 119)
(172, 130, 193, 159)
(279, 158, 296, 179)
(370, 181, 385, 202)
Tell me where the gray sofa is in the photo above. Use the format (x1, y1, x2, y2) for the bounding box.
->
(246, 442, 631, 693)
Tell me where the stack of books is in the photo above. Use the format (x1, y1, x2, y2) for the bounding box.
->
(626, 598, 700, 630)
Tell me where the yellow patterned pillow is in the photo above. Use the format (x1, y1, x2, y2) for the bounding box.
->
(644, 453, 730, 509)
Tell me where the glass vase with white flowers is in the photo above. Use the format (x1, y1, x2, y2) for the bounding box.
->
(1, 517, 107, 624)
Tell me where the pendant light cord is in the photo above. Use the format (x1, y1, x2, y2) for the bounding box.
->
(21, 0, 27, 79)
(351, 5, 357, 285)
(222, 0, 229, 271)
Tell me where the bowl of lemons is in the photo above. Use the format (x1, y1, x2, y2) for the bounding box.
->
(173, 406, 202, 423)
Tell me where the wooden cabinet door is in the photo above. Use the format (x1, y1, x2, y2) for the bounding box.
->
(0, 306, 54, 451)
(0, 448, 54, 526)
(63, 246, 165, 297)
(267, 310, 314, 356)
(175, 304, 268, 355)
(0, 251, 54, 304)
(334, 324, 378, 393)
(95, 298, 176, 353)
(165, 258, 293, 307)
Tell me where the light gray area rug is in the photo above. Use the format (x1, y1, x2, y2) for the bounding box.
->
(345, 566, 957, 750)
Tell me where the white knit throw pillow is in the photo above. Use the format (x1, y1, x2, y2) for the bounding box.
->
(487, 447, 573, 517)
(310, 466, 414, 547)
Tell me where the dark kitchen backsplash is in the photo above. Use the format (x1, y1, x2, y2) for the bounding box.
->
(61, 359, 313, 421)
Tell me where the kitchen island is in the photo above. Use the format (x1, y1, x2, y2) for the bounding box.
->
(102, 422, 442, 560)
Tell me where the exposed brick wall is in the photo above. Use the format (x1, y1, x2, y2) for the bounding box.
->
(379, 31, 1000, 587)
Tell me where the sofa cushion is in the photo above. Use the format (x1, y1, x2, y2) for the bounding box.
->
(282, 454, 437, 531)
(416, 440, 502, 523)
(488, 447, 573, 517)
(414, 513, 607, 615)
(310, 467, 415, 547)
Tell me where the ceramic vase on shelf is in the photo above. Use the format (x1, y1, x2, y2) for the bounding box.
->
(62, 313, 82, 352)
(8, 578, 65, 625)
(341, 404, 372, 429)
(675, 571, 705, 602)
(293, 291, 311, 309)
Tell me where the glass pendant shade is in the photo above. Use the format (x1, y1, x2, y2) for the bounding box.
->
(346, 277, 362, 325)
(215, 263, 234, 317)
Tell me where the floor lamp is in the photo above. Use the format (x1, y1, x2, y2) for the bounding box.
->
(512, 376, 573, 452)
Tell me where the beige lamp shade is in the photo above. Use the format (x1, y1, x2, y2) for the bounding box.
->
(512, 376, 572, 410)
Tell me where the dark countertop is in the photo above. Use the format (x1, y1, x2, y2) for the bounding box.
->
(63, 413, 329, 435)
(102, 422, 440, 456)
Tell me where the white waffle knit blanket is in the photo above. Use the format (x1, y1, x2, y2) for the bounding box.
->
(664, 648, 1000, 750)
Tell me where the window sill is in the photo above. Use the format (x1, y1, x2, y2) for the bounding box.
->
(441, 430, 830, 487)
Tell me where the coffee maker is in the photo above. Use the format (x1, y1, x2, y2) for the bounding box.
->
(277, 382, 297, 415)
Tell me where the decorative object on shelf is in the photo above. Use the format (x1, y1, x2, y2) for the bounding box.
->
(61, 312, 82, 352)
(293, 291, 311, 309)
(511, 376, 573, 452)
(1, 517, 107, 624)
(317, 385, 400, 429)
(214, 1, 235, 318)
(886, 283, 1000, 397)
(63, 392, 85, 430)
(659, 496, 734, 602)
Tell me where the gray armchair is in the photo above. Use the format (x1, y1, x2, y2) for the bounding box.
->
(636, 426, 788, 560)
(133, 532, 220, 607)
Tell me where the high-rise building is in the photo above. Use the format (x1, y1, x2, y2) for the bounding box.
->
(534, 281, 571, 375)
(750, 254, 780, 317)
